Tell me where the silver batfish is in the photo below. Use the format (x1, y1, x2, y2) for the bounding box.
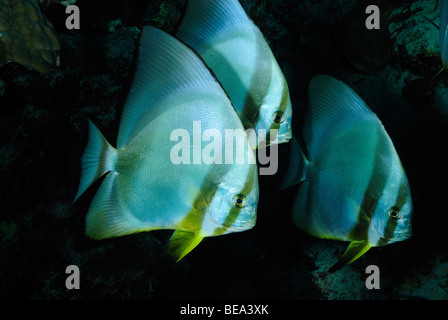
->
(176, 0, 293, 148)
(73, 26, 259, 262)
(292, 75, 413, 271)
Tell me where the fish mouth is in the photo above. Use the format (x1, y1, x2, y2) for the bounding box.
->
(394, 229, 413, 241)
(273, 120, 293, 144)
(277, 130, 292, 144)
(257, 128, 292, 147)
(212, 216, 256, 236)
(221, 206, 257, 232)
(395, 220, 413, 241)
(208, 197, 257, 234)
(225, 218, 256, 232)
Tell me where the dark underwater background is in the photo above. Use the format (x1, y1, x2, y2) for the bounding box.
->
(0, 0, 447, 300)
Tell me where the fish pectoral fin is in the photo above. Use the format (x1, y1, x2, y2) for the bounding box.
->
(328, 240, 372, 273)
(166, 230, 204, 262)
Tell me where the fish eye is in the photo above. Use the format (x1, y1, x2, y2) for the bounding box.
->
(232, 194, 247, 208)
(272, 111, 285, 124)
(388, 207, 401, 220)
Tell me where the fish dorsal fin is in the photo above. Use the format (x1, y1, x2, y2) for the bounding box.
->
(166, 230, 204, 262)
(117, 26, 224, 148)
(176, 0, 252, 52)
(304, 75, 378, 161)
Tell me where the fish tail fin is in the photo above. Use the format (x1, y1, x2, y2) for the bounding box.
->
(73, 119, 118, 202)
(166, 230, 204, 262)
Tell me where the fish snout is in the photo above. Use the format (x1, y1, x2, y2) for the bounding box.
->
(387, 223, 412, 244)
(228, 205, 257, 232)
(396, 225, 412, 241)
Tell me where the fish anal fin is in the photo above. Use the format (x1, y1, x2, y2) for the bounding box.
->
(328, 240, 372, 273)
(85, 172, 151, 240)
(166, 230, 204, 262)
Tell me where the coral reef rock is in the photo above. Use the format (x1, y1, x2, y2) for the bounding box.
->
(0, 0, 60, 73)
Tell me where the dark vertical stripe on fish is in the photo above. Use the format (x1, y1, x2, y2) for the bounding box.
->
(348, 130, 389, 241)
(376, 181, 408, 246)
(265, 77, 289, 145)
(177, 164, 229, 232)
(376, 219, 397, 246)
(241, 31, 272, 129)
(212, 163, 257, 236)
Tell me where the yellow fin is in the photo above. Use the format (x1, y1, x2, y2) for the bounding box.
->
(329, 240, 372, 273)
(166, 230, 204, 262)
(431, 67, 445, 82)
